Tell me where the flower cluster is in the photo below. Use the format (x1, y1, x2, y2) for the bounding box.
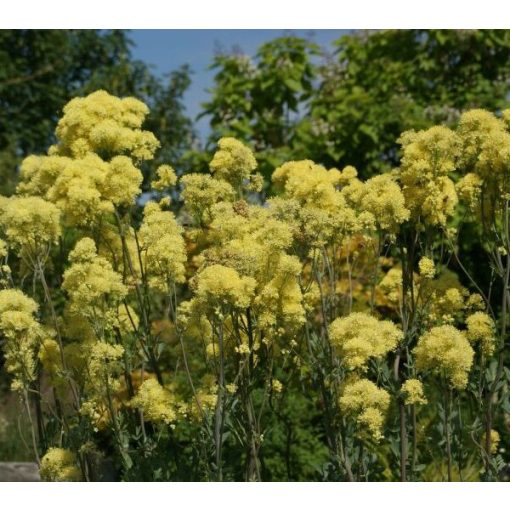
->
(62, 238, 127, 332)
(2, 89, 509, 482)
(131, 379, 178, 425)
(16, 90, 156, 227)
(401, 379, 427, 405)
(418, 257, 435, 279)
(0, 289, 42, 390)
(209, 137, 258, 190)
(465, 311, 496, 357)
(329, 312, 402, 370)
(138, 201, 187, 290)
(39, 448, 81, 482)
(414, 325, 474, 389)
(397, 126, 460, 227)
(0, 196, 61, 260)
(339, 378, 391, 440)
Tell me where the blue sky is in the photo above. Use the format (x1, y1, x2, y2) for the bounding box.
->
(130, 30, 350, 138)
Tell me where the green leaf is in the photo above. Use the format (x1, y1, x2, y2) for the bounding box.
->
(284, 78, 303, 93)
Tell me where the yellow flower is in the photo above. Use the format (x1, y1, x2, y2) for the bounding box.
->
(329, 312, 402, 370)
(209, 137, 257, 189)
(62, 238, 127, 327)
(0, 289, 42, 390)
(181, 173, 235, 224)
(465, 312, 496, 357)
(116, 305, 139, 336)
(39, 339, 62, 379)
(87, 341, 125, 384)
(226, 383, 238, 394)
(0, 196, 61, 256)
(345, 173, 410, 232)
(339, 378, 390, 440)
(418, 257, 435, 279)
(272, 379, 283, 393)
(397, 126, 460, 226)
(40, 448, 81, 482)
(192, 264, 256, 311)
(378, 266, 404, 305)
(272, 160, 343, 211)
(16, 91, 157, 227)
(152, 164, 178, 191)
(101, 156, 143, 206)
(414, 325, 474, 389)
(456, 173, 482, 210)
(481, 429, 500, 454)
(401, 379, 427, 405)
(458, 109, 510, 181)
(54, 90, 159, 161)
(131, 379, 177, 425)
(138, 201, 187, 290)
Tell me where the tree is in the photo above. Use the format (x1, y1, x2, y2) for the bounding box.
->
(0, 30, 194, 194)
(303, 29, 510, 176)
(199, 36, 319, 179)
(200, 30, 510, 181)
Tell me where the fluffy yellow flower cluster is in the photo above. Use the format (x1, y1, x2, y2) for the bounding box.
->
(423, 272, 468, 326)
(204, 200, 305, 330)
(339, 378, 390, 440)
(254, 253, 304, 330)
(378, 266, 404, 306)
(79, 341, 125, 430)
(181, 174, 235, 224)
(271, 161, 369, 247)
(39, 448, 81, 482)
(458, 109, 510, 182)
(482, 429, 500, 454)
(87, 341, 125, 385)
(329, 312, 402, 370)
(152, 165, 178, 191)
(0, 196, 61, 259)
(138, 201, 187, 290)
(39, 338, 63, 385)
(62, 238, 127, 330)
(192, 264, 256, 311)
(15, 91, 157, 227)
(343, 173, 410, 233)
(52, 90, 159, 160)
(465, 311, 496, 357)
(414, 325, 474, 389)
(456, 109, 510, 219)
(19, 153, 143, 226)
(455, 172, 482, 211)
(401, 379, 427, 405)
(209, 137, 258, 190)
(6, 89, 510, 481)
(398, 126, 460, 227)
(131, 379, 177, 425)
(177, 141, 308, 365)
(418, 257, 435, 279)
(272, 160, 344, 210)
(0, 289, 42, 390)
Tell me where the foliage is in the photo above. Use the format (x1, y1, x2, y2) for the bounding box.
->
(1, 89, 510, 482)
(198, 36, 320, 180)
(0, 29, 194, 195)
(200, 30, 510, 183)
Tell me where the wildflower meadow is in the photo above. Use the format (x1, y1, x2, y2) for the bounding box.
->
(1, 29, 510, 483)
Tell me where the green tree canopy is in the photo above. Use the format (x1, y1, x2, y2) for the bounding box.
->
(0, 30, 194, 194)
(200, 30, 510, 181)
(199, 36, 320, 178)
(305, 29, 510, 175)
